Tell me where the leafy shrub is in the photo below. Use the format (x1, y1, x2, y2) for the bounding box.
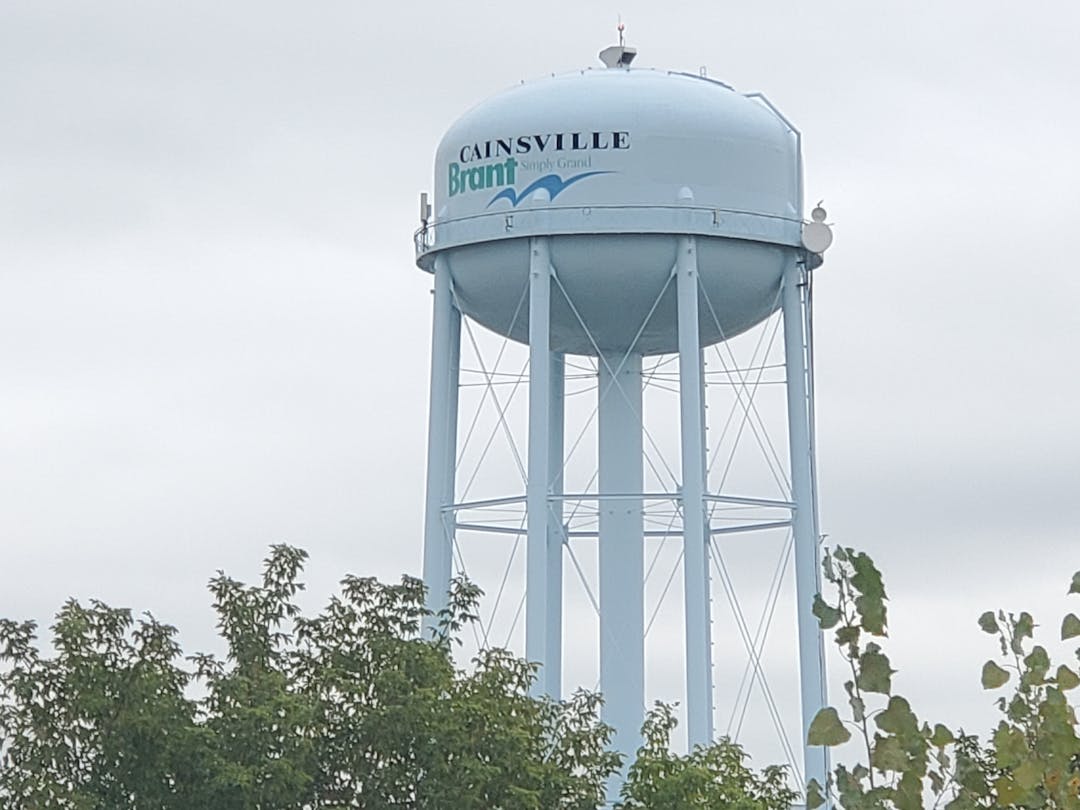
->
(807, 547, 1080, 809)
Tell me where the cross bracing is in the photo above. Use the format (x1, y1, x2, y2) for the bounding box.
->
(422, 249, 826, 797)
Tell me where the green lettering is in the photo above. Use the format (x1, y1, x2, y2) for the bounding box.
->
(485, 162, 505, 187)
(448, 158, 518, 198)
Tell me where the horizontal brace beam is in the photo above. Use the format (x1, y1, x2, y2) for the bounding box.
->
(455, 522, 528, 536)
(557, 492, 679, 502)
(703, 494, 796, 510)
(710, 520, 792, 536)
(449, 494, 792, 512)
(569, 525, 784, 539)
(444, 495, 526, 513)
(455, 521, 791, 539)
(566, 530, 670, 539)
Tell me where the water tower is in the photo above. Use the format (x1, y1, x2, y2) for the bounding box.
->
(413, 41, 834, 796)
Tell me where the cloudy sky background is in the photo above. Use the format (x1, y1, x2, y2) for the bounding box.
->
(3, 0, 1079, 776)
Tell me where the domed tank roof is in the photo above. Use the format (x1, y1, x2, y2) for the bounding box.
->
(415, 63, 806, 356)
(432, 68, 799, 233)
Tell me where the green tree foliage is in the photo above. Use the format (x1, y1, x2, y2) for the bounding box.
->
(0, 545, 620, 808)
(807, 547, 1080, 809)
(0, 545, 791, 809)
(616, 702, 797, 809)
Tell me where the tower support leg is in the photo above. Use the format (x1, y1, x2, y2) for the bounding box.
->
(526, 237, 552, 695)
(676, 235, 714, 749)
(421, 255, 461, 635)
(598, 351, 644, 774)
(781, 259, 830, 794)
(546, 352, 565, 699)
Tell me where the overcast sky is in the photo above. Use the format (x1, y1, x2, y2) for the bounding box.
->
(3, 0, 1078, 777)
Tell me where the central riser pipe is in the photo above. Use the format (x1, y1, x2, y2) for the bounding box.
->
(598, 352, 644, 772)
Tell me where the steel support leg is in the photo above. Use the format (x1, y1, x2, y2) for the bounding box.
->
(421, 255, 461, 635)
(526, 237, 552, 695)
(599, 351, 644, 780)
(547, 352, 565, 699)
(781, 259, 830, 794)
(676, 235, 714, 749)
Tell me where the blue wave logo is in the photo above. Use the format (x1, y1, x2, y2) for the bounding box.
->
(486, 171, 613, 208)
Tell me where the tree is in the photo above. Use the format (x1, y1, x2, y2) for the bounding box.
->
(2, 545, 792, 809)
(0, 546, 618, 808)
(0, 599, 204, 808)
(806, 547, 1080, 809)
(616, 702, 796, 809)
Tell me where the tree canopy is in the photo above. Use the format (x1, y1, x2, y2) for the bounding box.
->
(9, 541, 1070, 808)
(0, 545, 790, 809)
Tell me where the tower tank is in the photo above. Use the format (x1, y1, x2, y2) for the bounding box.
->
(415, 66, 804, 354)
(414, 49, 832, 801)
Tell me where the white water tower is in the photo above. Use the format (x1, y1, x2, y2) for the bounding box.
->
(414, 43, 833, 797)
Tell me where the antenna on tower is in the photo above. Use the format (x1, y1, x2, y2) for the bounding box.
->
(599, 18, 636, 68)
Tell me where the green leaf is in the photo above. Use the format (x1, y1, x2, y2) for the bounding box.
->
(1012, 758, 1042, 790)
(823, 550, 837, 582)
(895, 770, 924, 810)
(930, 723, 955, 747)
(978, 611, 999, 634)
(1023, 652, 1049, 682)
(1056, 665, 1080, 691)
(993, 724, 1028, 769)
(812, 594, 841, 630)
(851, 552, 886, 599)
(1005, 693, 1027, 722)
(1069, 571, 1080, 595)
(855, 594, 888, 636)
(871, 734, 907, 772)
(849, 695, 866, 723)
(981, 660, 1010, 689)
(856, 644, 894, 695)
(995, 776, 1026, 805)
(1022, 645, 1050, 684)
(806, 778, 826, 809)
(1062, 613, 1080, 641)
(836, 625, 860, 647)
(929, 770, 945, 794)
(807, 707, 851, 746)
(1014, 611, 1035, 641)
(875, 696, 919, 738)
